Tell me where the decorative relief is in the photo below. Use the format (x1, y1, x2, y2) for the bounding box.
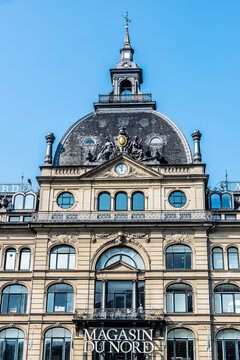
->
(49, 233, 79, 244)
(164, 166, 190, 174)
(91, 231, 150, 244)
(163, 232, 194, 245)
(98, 165, 149, 179)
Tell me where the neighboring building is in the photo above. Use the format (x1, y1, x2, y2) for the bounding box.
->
(1, 24, 240, 360)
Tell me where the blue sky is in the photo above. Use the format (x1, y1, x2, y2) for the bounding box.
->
(0, 0, 239, 188)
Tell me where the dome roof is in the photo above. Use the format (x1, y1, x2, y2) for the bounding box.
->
(53, 109, 192, 166)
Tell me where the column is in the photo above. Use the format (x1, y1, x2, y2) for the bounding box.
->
(191, 130, 202, 163)
(102, 280, 107, 310)
(44, 132, 55, 165)
(132, 280, 137, 312)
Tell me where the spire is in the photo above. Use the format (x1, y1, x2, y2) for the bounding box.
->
(120, 12, 134, 62)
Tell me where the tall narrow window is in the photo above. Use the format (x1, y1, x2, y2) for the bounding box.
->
(19, 248, 31, 270)
(214, 284, 240, 314)
(0, 328, 24, 360)
(50, 245, 75, 270)
(14, 194, 24, 210)
(47, 284, 73, 313)
(24, 194, 35, 209)
(167, 284, 193, 313)
(5, 248, 16, 270)
(115, 192, 128, 211)
(211, 193, 221, 209)
(43, 328, 71, 360)
(1, 285, 27, 314)
(217, 329, 240, 360)
(222, 193, 232, 209)
(166, 245, 192, 270)
(212, 247, 224, 269)
(132, 192, 144, 211)
(167, 328, 195, 360)
(98, 192, 111, 211)
(228, 247, 239, 270)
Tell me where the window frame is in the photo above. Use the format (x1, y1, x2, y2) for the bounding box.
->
(98, 192, 111, 211)
(49, 245, 76, 270)
(43, 327, 71, 360)
(166, 244, 192, 270)
(46, 283, 73, 313)
(169, 191, 187, 208)
(0, 328, 24, 360)
(214, 284, 240, 314)
(4, 248, 16, 270)
(131, 192, 145, 211)
(212, 247, 224, 270)
(115, 192, 128, 211)
(57, 192, 75, 209)
(1, 285, 28, 314)
(228, 247, 239, 270)
(166, 284, 193, 313)
(19, 248, 31, 270)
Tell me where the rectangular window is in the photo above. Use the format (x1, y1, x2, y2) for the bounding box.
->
(9, 216, 20, 222)
(23, 216, 32, 222)
(225, 214, 236, 220)
(213, 214, 221, 220)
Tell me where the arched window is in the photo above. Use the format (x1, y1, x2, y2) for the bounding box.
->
(5, 248, 16, 270)
(212, 247, 224, 269)
(1, 285, 27, 314)
(43, 328, 71, 360)
(50, 245, 75, 270)
(120, 79, 132, 94)
(217, 329, 240, 360)
(132, 192, 144, 211)
(166, 245, 192, 269)
(228, 247, 239, 270)
(115, 192, 128, 211)
(24, 194, 35, 209)
(47, 284, 73, 313)
(222, 193, 232, 209)
(14, 194, 24, 210)
(96, 247, 145, 270)
(98, 192, 111, 211)
(0, 328, 24, 360)
(211, 193, 221, 209)
(214, 284, 240, 313)
(167, 328, 195, 360)
(19, 248, 31, 270)
(167, 284, 193, 313)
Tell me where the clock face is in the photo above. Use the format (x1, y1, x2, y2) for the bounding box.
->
(115, 163, 128, 175)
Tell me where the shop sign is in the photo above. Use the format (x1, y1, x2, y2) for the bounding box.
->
(83, 328, 154, 354)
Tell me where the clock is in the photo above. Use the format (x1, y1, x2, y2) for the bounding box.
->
(115, 163, 128, 175)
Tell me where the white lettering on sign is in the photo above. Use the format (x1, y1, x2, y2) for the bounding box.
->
(0, 184, 21, 193)
(83, 328, 154, 354)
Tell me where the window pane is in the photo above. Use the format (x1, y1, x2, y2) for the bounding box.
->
(66, 293, 73, 312)
(186, 253, 192, 269)
(69, 254, 75, 269)
(215, 293, 222, 313)
(213, 249, 223, 269)
(115, 193, 128, 211)
(14, 195, 24, 210)
(211, 194, 221, 209)
(5, 339, 18, 360)
(217, 340, 223, 360)
(5, 250, 16, 270)
(24, 194, 34, 209)
(19, 249, 31, 270)
(167, 340, 174, 360)
(132, 192, 144, 211)
(54, 294, 66, 312)
(188, 339, 194, 360)
(225, 340, 236, 360)
(167, 293, 173, 312)
(222, 194, 232, 208)
(50, 253, 57, 270)
(9, 295, 21, 313)
(47, 293, 54, 312)
(166, 254, 173, 269)
(222, 294, 234, 313)
(175, 293, 186, 312)
(98, 193, 111, 211)
(235, 294, 240, 313)
(1, 294, 8, 313)
(228, 249, 239, 270)
(174, 253, 185, 269)
(175, 339, 187, 358)
(52, 338, 64, 360)
(187, 293, 193, 312)
(57, 254, 68, 269)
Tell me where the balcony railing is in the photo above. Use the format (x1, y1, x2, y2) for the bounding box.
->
(98, 94, 152, 103)
(32, 210, 213, 223)
(74, 308, 163, 321)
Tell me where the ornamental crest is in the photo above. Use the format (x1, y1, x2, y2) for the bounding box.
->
(163, 232, 193, 244)
(49, 233, 78, 244)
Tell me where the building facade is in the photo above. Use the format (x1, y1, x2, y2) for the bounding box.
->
(0, 25, 240, 360)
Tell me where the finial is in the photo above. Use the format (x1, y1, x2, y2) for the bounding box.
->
(122, 11, 132, 28)
(122, 11, 132, 45)
(191, 130, 202, 163)
(44, 133, 55, 165)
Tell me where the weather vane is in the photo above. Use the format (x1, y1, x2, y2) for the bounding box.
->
(122, 11, 132, 28)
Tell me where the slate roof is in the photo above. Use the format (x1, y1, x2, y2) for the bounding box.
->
(53, 109, 192, 166)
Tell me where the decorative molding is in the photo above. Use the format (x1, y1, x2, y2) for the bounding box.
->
(98, 165, 149, 179)
(163, 232, 194, 245)
(55, 322, 61, 328)
(176, 323, 183, 328)
(49, 233, 79, 244)
(8, 323, 14, 328)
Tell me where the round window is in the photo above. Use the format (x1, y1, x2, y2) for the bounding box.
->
(57, 192, 75, 209)
(169, 191, 187, 208)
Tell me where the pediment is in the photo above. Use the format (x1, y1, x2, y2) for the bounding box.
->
(80, 154, 163, 180)
(100, 260, 138, 272)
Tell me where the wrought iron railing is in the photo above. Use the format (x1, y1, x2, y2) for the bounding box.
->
(98, 94, 152, 103)
(75, 308, 163, 321)
(32, 210, 213, 223)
